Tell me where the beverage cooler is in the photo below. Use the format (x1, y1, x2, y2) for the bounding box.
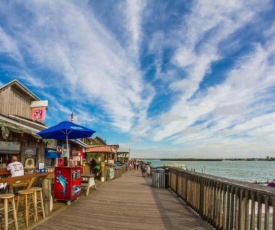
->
(54, 166, 82, 204)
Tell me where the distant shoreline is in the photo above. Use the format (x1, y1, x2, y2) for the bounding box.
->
(141, 158, 275, 161)
(159, 158, 222, 161)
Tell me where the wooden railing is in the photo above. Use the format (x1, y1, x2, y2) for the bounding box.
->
(168, 167, 275, 230)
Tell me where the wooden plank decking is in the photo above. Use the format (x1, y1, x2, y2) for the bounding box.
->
(31, 170, 213, 230)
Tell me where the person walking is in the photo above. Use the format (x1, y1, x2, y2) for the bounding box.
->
(141, 163, 146, 177)
(145, 164, 151, 177)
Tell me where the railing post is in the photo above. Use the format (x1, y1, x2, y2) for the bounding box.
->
(264, 195, 269, 230)
(216, 183, 222, 229)
(234, 187, 239, 230)
(250, 192, 256, 230)
(205, 179, 209, 221)
(244, 190, 249, 230)
(185, 173, 188, 203)
(257, 194, 262, 230)
(272, 198, 275, 229)
(216, 182, 221, 228)
(218, 183, 222, 229)
(225, 185, 230, 230)
(238, 189, 244, 230)
(175, 171, 179, 194)
(223, 185, 229, 230)
(210, 181, 214, 226)
(199, 177, 205, 217)
(206, 180, 210, 223)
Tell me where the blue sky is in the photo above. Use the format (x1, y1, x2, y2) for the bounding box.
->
(0, 1, 275, 159)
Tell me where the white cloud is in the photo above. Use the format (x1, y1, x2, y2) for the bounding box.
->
(150, 2, 275, 154)
(0, 27, 24, 66)
(0, 0, 274, 158)
(124, 0, 147, 58)
(0, 1, 154, 133)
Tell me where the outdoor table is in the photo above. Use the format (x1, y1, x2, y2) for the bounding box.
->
(81, 174, 96, 196)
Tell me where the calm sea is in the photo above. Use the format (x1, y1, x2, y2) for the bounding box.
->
(143, 160, 275, 183)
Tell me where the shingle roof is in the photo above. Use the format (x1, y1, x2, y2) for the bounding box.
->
(85, 146, 117, 153)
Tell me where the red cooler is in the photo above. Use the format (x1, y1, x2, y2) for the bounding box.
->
(54, 166, 82, 204)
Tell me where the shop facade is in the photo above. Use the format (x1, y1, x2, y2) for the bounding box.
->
(0, 80, 48, 171)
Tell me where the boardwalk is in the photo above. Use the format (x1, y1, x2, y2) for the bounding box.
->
(31, 170, 213, 230)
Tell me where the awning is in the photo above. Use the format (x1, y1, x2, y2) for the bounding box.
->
(45, 148, 60, 158)
(0, 121, 42, 139)
(85, 146, 117, 153)
(0, 115, 43, 140)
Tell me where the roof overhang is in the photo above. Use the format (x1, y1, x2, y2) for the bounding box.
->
(85, 146, 117, 153)
(0, 79, 40, 101)
(0, 114, 47, 139)
(71, 139, 88, 148)
(117, 148, 131, 153)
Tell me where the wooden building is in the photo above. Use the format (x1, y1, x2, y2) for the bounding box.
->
(116, 148, 130, 163)
(0, 80, 49, 168)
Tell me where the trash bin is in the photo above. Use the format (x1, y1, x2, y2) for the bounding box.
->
(164, 168, 169, 188)
(156, 168, 164, 173)
(152, 168, 165, 188)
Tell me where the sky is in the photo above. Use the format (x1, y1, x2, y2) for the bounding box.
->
(0, 1, 275, 159)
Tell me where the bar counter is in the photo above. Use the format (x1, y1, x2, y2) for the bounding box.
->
(0, 169, 54, 216)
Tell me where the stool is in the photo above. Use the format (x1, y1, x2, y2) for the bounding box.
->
(16, 189, 38, 228)
(30, 187, 45, 219)
(0, 193, 18, 230)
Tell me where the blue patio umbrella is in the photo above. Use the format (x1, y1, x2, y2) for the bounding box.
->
(37, 121, 96, 159)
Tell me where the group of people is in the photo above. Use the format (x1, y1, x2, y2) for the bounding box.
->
(0, 155, 24, 193)
(127, 161, 140, 171)
(127, 160, 151, 177)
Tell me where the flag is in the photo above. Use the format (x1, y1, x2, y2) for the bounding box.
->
(70, 112, 73, 122)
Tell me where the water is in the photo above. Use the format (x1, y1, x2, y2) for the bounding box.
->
(143, 160, 275, 183)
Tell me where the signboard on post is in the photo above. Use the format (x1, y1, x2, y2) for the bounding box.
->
(30, 100, 48, 122)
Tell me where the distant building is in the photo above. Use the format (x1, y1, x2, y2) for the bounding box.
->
(116, 148, 130, 163)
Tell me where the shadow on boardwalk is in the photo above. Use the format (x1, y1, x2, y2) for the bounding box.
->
(31, 170, 213, 230)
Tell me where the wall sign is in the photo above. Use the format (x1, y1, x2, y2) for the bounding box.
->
(24, 147, 37, 158)
(0, 141, 21, 153)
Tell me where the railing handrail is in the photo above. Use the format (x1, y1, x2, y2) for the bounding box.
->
(168, 167, 275, 230)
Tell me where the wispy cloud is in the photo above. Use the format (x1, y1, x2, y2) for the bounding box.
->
(0, 0, 274, 158)
(136, 0, 275, 158)
(123, 0, 147, 58)
(0, 1, 153, 132)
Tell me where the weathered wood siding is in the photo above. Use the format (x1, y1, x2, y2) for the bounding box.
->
(0, 84, 32, 117)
